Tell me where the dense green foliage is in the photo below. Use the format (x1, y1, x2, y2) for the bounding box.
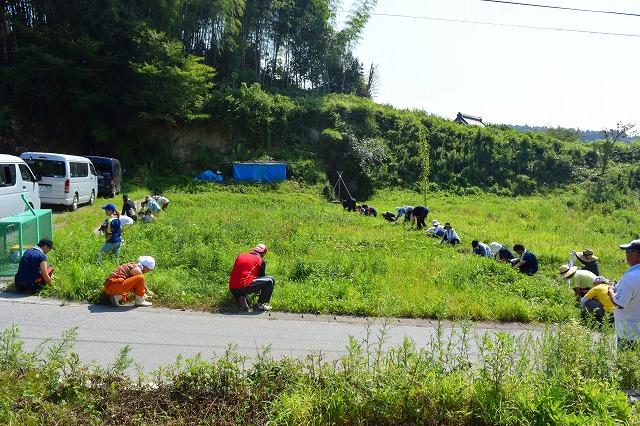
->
(2, 320, 639, 424)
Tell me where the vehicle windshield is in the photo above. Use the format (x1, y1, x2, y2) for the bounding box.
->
(92, 162, 112, 174)
(26, 159, 65, 178)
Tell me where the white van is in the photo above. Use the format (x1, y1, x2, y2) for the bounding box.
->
(0, 154, 41, 219)
(20, 152, 98, 211)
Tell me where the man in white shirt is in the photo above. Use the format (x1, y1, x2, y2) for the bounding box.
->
(610, 239, 640, 350)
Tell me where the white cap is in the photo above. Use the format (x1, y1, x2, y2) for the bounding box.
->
(138, 256, 156, 270)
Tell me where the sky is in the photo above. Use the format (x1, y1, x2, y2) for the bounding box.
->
(337, 0, 640, 131)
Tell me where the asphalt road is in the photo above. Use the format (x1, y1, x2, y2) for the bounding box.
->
(0, 290, 546, 376)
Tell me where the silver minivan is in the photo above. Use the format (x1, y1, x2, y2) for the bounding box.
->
(20, 152, 98, 211)
(0, 154, 41, 219)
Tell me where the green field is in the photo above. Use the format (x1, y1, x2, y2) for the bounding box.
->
(39, 180, 640, 323)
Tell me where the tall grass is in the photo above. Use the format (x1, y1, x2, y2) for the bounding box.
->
(1, 320, 638, 424)
(39, 180, 640, 322)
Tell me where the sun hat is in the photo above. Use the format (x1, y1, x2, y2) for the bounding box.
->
(101, 203, 116, 211)
(558, 264, 578, 280)
(138, 256, 156, 271)
(620, 240, 640, 251)
(593, 276, 609, 285)
(38, 237, 55, 250)
(252, 243, 267, 254)
(576, 248, 598, 263)
(489, 242, 502, 254)
(431, 219, 439, 226)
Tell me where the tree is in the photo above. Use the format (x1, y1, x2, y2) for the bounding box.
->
(598, 122, 636, 175)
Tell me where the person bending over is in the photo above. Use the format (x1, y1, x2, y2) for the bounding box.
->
(103, 256, 155, 307)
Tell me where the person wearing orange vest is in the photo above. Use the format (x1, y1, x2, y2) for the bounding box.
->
(229, 244, 274, 312)
(103, 256, 155, 307)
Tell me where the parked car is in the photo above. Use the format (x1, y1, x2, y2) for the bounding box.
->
(0, 154, 41, 219)
(20, 152, 98, 211)
(85, 156, 122, 197)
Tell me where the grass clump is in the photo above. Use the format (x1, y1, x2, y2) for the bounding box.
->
(1, 321, 639, 425)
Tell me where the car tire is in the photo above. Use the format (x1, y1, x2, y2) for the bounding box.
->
(69, 194, 79, 211)
(89, 190, 95, 205)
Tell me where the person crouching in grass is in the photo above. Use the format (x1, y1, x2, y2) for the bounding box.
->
(103, 256, 155, 307)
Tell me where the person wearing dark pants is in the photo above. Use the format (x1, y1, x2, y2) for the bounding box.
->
(14, 237, 55, 292)
(229, 244, 274, 312)
(411, 205, 429, 229)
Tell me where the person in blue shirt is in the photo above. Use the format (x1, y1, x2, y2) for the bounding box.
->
(14, 237, 55, 292)
(97, 203, 122, 265)
(511, 243, 538, 275)
(472, 240, 492, 257)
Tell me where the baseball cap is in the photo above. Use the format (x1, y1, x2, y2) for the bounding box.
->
(101, 203, 116, 211)
(620, 240, 640, 251)
(252, 244, 267, 253)
(38, 237, 55, 250)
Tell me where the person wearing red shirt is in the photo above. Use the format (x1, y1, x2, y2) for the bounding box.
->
(229, 244, 274, 312)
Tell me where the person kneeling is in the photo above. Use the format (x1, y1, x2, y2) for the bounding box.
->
(14, 237, 55, 293)
(103, 256, 155, 307)
(229, 244, 274, 312)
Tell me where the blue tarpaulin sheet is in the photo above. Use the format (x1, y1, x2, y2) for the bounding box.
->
(196, 170, 223, 182)
(233, 163, 287, 182)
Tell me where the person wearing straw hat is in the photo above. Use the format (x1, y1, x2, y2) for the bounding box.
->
(426, 220, 445, 237)
(581, 276, 614, 324)
(608, 239, 640, 350)
(575, 248, 600, 276)
(489, 242, 515, 263)
(229, 244, 274, 312)
(558, 263, 596, 301)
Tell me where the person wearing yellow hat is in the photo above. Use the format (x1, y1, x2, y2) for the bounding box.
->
(229, 244, 274, 312)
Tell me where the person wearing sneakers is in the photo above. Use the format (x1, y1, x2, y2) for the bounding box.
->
(103, 256, 155, 307)
(229, 244, 275, 312)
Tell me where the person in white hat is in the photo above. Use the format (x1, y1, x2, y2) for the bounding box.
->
(609, 239, 640, 350)
(426, 220, 445, 237)
(103, 255, 155, 307)
(575, 248, 600, 276)
(558, 263, 596, 301)
(489, 242, 515, 262)
(229, 244, 274, 312)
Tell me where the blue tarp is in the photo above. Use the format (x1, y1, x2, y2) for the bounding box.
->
(233, 163, 287, 182)
(196, 170, 223, 182)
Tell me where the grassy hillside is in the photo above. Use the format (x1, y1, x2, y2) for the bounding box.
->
(39, 179, 640, 323)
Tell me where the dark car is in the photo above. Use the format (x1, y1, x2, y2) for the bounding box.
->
(84, 156, 122, 197)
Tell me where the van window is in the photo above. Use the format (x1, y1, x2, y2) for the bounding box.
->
(93, 161, 112, 174)
(18, 164, 35, 182)
(28, 159, 66, 178)
(71, 162, 89, 178)
(1, 164, 17, 187)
